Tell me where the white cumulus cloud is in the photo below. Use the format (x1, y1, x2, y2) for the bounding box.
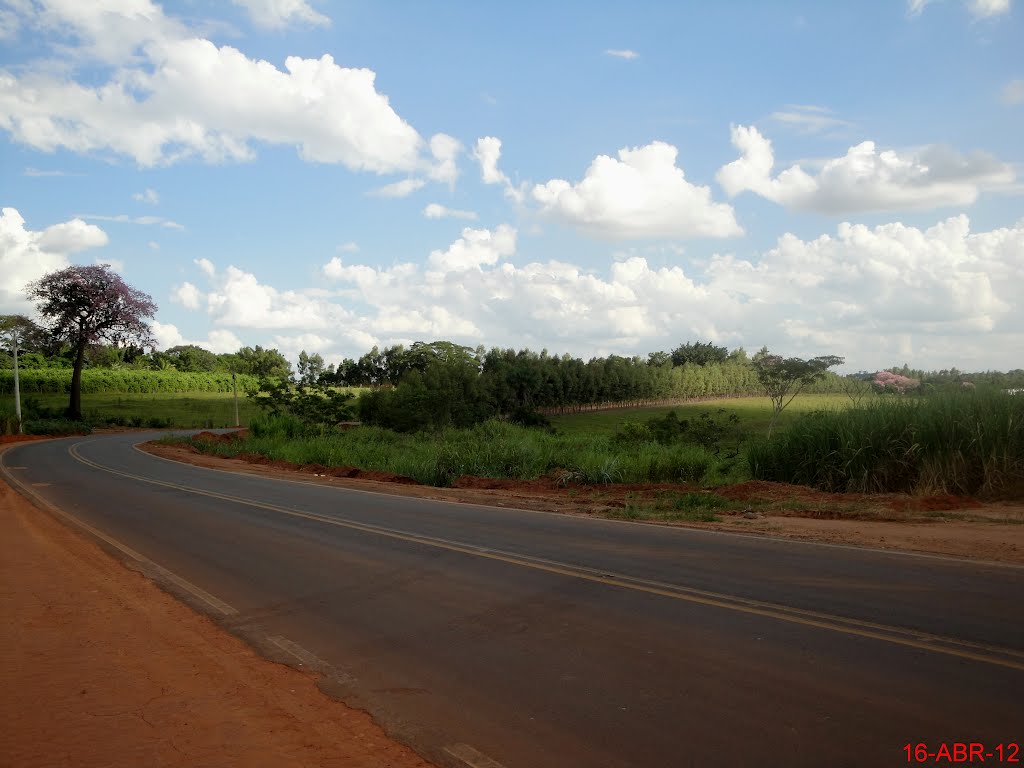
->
(533, 141, 742, 239)
(717, 125, 1015, 214)
(473, 136, 509, 185)
(172, 282, 201, 310)
(151, 322, 244, 354)
(0, 4, 448, 179)
(604, 49, 638, 59)
(704, 216, 1020, 340)
(472, 135, 523, 202)
(427, 133, 463, 185)
(166, 216, 1024, 370)
(0, 207, 109, 312)
(173, 261, 355, 332)
(427, 225, 516, 272)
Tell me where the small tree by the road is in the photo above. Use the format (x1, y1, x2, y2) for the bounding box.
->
(840, 375, 873, 407)
(752, 348, 844, 438)
(1, 315, 46, 433)
(27, 265, 157, 420)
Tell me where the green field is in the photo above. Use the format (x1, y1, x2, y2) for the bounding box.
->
(1, 392, 262, 429)
(550, 394, 854, 436)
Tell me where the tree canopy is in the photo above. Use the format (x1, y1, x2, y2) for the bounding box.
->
(27, 264, 157, 419)
(671, 341, 729, 367)
(752, 348, 844, 437)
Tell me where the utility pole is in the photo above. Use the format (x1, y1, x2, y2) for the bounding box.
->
(12, 325, 22, 434)
(232, 371, 240, 427)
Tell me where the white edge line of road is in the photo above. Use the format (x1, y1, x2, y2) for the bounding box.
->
(132, 434, 1024, 571)
(0, 441, 240, 618)
(1, 442, 492, 766)
(444, 743, 509, 768)
(2, 439, 515, 768)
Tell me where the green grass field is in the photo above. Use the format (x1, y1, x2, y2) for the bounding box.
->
(1, 392, 262, 429)
(549, 394, 854, 437)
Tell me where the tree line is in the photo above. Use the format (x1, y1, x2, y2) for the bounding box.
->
(0, 339, 292, 380)
(338, 342, 848, 432)
(6, 264, 1018, 428)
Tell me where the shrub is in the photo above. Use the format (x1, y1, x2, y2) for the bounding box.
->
(23, 418, 91, 436)
(612, 408, 746, 457)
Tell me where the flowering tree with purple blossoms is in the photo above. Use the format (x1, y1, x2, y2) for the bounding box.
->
(872, 370, 920, 394)
(27, 265, 157, 420)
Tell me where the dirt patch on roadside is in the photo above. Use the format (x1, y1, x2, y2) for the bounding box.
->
(0, 434, 50, 445)
(715, 479, 981, 515)
(0, 450, 435, 768)
(142, 440, 1024, 564)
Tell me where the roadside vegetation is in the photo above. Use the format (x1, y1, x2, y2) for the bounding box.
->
(177, 415, 744, 488)
(748, 389, 1024, 497)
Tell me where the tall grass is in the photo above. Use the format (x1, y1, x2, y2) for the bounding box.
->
(192, 416, 724, 487)
(747, 390, 1024, 497)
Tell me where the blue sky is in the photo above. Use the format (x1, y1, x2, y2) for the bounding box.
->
(1, 0, 1021, 371)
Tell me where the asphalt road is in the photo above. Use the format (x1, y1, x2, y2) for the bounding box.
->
(4, 433, 1022, 768)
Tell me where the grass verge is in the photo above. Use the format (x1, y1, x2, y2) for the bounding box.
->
(176, 416, 740, 488)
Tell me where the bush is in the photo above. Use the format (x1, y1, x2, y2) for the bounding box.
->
(23, 418, 91, 436)
(249, 413, 310, 440)
(612, 408, 745, 457)
(610, 421, 654, 448)
(507, 406, 552, 430)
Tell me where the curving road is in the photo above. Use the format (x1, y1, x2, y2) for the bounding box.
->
(3, 432, 1022, 768)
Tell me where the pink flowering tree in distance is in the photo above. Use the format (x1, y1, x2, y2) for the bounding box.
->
(872, 370, 921, 394)
(27, 264, 157, 420)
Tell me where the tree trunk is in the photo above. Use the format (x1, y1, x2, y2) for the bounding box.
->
(68, 342, 86, 420)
